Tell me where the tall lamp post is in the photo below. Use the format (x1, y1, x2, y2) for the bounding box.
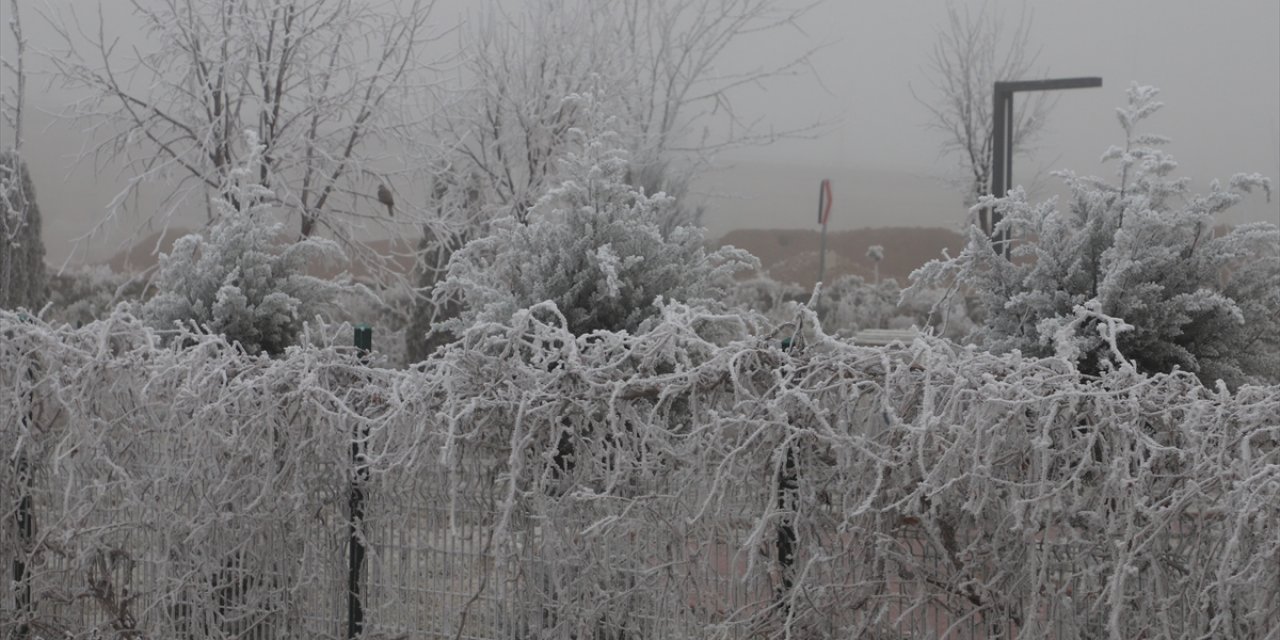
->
(990, 77, 1102, 254)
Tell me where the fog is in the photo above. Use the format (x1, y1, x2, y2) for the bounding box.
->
(2, 0, 1277, 264)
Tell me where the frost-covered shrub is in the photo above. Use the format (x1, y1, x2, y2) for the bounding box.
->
(894, 283, 980, 340)
(437, 100, 756, 337)
(44, 265, 145, 327)
(142, 133, 345, 355)
(724, 272, 807, 323)
(818, 275, 899, 336)
(815, 275, 977, 340)
(725, 272, 976, 341)
(911, 84, 1279, 386)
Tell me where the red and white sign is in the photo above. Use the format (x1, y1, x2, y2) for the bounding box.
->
(818, 178, 833, 226)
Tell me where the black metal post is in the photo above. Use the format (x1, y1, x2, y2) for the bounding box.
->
(990, 89, 1007, 238)
(13, 452, 33, 639)
(347, 324, 372, 639)
(775, 339, 799, 616)
(13, 328, 36, 639)
(775, 447, 797, 595)
(990, 77, 1102, 256)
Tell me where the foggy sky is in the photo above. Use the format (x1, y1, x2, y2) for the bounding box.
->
(2, 0, 1277, 264)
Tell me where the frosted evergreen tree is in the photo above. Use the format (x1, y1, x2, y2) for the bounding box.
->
(0, 2, 45, 313)
(142, 132, 345, 356)
(910, 84, 1279, 387)
(0, 152, 46, 312)
(436, 96, 756, 337)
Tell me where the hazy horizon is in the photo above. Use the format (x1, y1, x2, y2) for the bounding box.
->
(2, 0, 1276, 265)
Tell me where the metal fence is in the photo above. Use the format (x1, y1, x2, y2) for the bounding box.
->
(8, 456, 1053, 639)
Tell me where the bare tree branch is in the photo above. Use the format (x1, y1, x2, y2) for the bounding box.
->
(2, 0, 26, 153)
(912, 1, 1056, 219)
(40, 0, 443, 260)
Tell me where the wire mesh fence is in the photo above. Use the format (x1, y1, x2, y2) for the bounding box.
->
(3, 310, 1278, 639)
(5, 461, 1222, 640)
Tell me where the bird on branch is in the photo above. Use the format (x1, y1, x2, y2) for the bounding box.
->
(377, 183, 395, 217)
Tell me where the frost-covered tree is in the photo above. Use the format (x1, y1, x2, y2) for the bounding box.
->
(0, 153, 46, 312)
(0, 1, 46, 313)
(436, 100, 756, 337)
(433, 0, 819, 228)
(913, 1, 1054, 224)
(406, 0, 816, 356)
(43, 0, 437, 246)
(143, 132, 345, 356)
(910, 84, 1279, 387)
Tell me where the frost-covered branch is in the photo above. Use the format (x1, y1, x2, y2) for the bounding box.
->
(913, 2, 1056, 215)
(141, 132, 346, 356)
(3, 304, 1277, 638)
(910, 84, 1280, 388)
(39, 0, 441, 269)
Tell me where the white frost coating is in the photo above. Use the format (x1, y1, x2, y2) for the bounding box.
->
(39, 0, 436, 270)
(594, 244, 623, 299)
(909, 84, 1280, 388)
(437, 98, 756, 337)
(141, 133, 345, 356)
(2, 306, 1277, 639)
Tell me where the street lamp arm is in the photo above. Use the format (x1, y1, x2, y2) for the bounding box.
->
(990, 76, 1103, 255)
(995, 77, 1103, 93)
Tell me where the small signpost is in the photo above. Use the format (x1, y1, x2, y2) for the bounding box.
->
(816, 178, 834, 289)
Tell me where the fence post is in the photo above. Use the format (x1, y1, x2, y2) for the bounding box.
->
(12, 451, 33, 639)
(776, 339, 799, 614)
(347, 324, 372, 639)
(13, 316, 36, 639)
(775, 449, 797, 599)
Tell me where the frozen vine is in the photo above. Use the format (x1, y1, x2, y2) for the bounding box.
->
(2, 305, 1277, 639)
